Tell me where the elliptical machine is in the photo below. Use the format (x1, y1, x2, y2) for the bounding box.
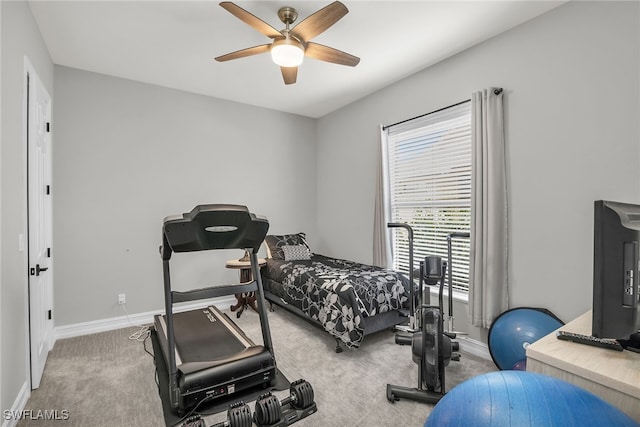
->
(386, 224, 460, 404)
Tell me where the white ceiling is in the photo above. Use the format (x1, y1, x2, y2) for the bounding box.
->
(28, 1, 565, 118)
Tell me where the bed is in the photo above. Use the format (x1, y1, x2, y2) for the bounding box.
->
(260, 233, 411, 351)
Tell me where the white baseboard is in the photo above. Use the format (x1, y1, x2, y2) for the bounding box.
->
(457, 335, 492, 361)
(52, 296, 493, 362)
(54, 296, 236, 341)
(2, 381, 30, 427)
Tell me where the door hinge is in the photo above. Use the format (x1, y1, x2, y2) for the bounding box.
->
(48, 309, 52, 320)
(46, 122, 51, 133)
(47, 247, 51, 258)
(46, 185, 50, 195)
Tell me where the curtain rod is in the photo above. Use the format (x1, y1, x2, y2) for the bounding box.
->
(382, 88, 503, 131)
(382, 99, 470, 131)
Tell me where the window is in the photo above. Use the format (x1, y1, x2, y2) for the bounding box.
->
(384, 101, 471, 292)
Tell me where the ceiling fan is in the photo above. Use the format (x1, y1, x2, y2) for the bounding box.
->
(215, 1, 360, 85)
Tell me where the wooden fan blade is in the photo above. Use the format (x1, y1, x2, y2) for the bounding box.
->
(306, 42, 360, 67)
(219, 2, 282, 39)
(215, 44, 271, 62)
(281, 66, 298, 85)
(291, 1, 348, 41)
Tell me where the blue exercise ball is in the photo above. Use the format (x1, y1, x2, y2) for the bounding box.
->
(488, 307, 563, 370)
(425, 371, 639, 427)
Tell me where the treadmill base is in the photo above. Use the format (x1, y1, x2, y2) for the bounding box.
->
(151, 328, 290, 425)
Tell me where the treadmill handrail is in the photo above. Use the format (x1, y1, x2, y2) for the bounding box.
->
(171, 282, 258, 304)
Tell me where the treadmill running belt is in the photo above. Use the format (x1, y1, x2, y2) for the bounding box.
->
(170, 308, 251, 363)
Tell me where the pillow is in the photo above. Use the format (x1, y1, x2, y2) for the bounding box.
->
(265, 233, 311, 260)
(282, 244, 312, 261)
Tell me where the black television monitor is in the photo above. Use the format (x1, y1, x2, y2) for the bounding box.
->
(592, 200, 640, 341)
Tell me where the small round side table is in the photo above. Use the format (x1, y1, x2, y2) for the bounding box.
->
(225, 257, 266, 318)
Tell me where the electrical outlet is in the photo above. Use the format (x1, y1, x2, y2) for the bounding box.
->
(118, 293, 126, 305)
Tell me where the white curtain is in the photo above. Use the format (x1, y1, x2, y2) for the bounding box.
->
(373, 125, 392, 268)
(469, 88, 509, 328)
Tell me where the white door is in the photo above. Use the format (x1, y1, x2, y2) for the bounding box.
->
(27, 67, 53, 389)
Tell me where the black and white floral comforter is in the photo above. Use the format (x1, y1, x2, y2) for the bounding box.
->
(263, 254, 409, 348)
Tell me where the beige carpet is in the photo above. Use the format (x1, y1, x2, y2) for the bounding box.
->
(19, 305, 496, 426)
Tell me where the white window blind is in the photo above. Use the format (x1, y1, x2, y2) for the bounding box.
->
(385, 101, 471, 292)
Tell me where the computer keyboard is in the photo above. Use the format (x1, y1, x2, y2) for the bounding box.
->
(556, 330, 623, 351)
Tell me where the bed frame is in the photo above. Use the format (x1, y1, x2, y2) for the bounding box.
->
(262, 277, 408, 353)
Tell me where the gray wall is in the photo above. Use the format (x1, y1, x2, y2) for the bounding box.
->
(52, 67, 317, 325)
(315, 0, 640, 342)
(1, 0, 54, 415)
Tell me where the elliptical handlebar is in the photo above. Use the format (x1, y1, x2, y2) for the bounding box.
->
(387, 223, 415, 322)
(437, 260, 448, 327)
(446, 232, 470, 334)
(447, 232, 470, 239)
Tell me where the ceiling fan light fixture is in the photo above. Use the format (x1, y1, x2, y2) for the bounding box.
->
(217, 2, 359, 84)
(271, 38, 304, 67)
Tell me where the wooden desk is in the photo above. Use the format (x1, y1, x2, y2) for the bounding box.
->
(225, 258, 266, 318)
(526, 310, 640, 421)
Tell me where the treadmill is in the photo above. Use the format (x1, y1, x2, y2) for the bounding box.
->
(153, 204, 277, 415)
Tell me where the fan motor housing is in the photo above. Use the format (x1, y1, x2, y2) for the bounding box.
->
(278, 7, 298, 25)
